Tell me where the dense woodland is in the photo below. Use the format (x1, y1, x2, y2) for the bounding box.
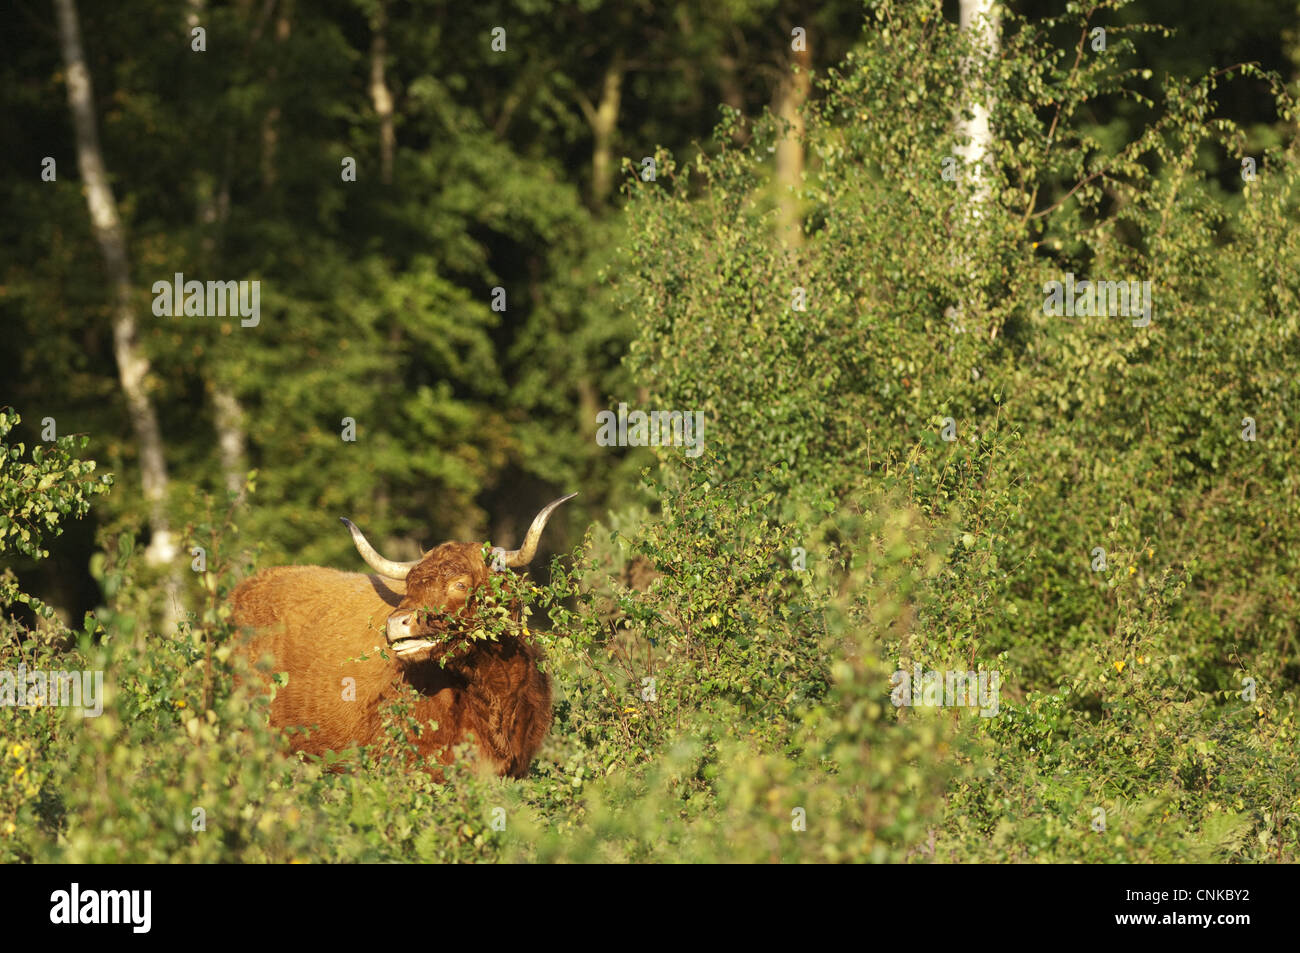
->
(2, 0, 1299, 863)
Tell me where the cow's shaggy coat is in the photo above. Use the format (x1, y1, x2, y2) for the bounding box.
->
(231, 499, 573, 778)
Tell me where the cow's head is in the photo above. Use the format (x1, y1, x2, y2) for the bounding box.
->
(340, 494, 576, 664)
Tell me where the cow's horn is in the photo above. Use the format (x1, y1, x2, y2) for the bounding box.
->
(493, 493, 577, 569)
(340, 518, 420, 580)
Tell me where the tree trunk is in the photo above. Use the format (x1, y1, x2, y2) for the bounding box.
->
(55, 0, 178, 572)
(955, 0, 1000, 209)
(585, 52, 624, 208)
(772, 44, 811, 247)
(947, 0, 1002, 337)
(210, 384, 249, 498)
(196, 173, 248, 500)
(260, 1, 292, 190)
(187, 0, 250, 501)
(369, 0, 395, 185)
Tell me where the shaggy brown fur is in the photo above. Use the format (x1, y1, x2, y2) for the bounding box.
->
(230, 542, 551, 778)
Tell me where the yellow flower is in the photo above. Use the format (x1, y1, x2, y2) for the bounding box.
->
(175, 700, 186, 709)
(10, 744, 23, 759)
(2, 822, 14, 836)
(1128, 566, 1136, 575)
(1147, 548, 1154, 558)
(1113, 660, 1126, 673)
(14, 766, 25, 779)
(1137, 656, 1147, 664)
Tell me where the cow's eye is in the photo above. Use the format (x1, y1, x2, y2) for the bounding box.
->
(454, 582, 467, 592)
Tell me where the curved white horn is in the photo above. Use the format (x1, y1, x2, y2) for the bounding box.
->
(340, 518, 420, 580)
(492, 493, 577, 569)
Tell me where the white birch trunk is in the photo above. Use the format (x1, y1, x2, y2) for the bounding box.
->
(55, 0, 178, 570)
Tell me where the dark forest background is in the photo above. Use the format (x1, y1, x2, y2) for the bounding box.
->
(4, 0, 1295, 618)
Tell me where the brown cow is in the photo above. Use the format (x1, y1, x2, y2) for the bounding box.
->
(230, 494, 575, 778)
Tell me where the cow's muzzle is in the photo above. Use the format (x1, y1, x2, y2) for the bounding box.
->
(385, 610, 439, 659)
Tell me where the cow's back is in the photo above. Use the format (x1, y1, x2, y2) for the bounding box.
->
(230, 566, 408, 758)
